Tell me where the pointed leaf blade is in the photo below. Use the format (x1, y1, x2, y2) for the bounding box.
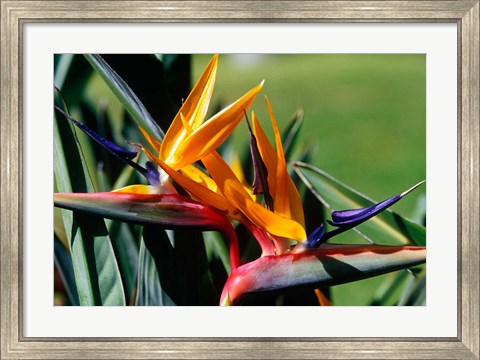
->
(107, 221, 139, 302)
(54, 236, 79, 305)
(281, 108, 304, 160)
(84, 54, 164, 141)
(135, 232, 177, 306)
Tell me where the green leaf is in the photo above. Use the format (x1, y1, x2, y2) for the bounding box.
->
(369, 270, 409, 305)
(135, 229, 176, 306)
(54, 55, 94, 106)
(107, 221, 139, 302)
(293, 162, 426, 246)
(54, 236, 79, 305)
(54, 203, 68, 250)
(203, 231, 230, 274)
(412, 193, 427, 225)
(222, 244, 426, 305)
(54, 54, 75, 90)
(160, 54, 192, 109)
(281, 108, 304, 160)
(54, 106, 125, 306)
(172, 229, 217, 305)
(112, 159, 137, 189)
(135, 227, 217, 306)
(96, 54, 188, 135)
(398, 268, 426, 306)
(83, 54, 164, 141)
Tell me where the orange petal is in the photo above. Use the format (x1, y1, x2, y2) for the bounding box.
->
(138, 126, 161, 152)
(287, 176, 305, 227)
(169, 81, 264, 170)
(223, 178, 306, 241)
(202, 152, 306, 241)
(160, 54, 218, 163)
(112, 184, 161, 194)
(265, 97, 290, 218)
(229, 153, 256, 200)
(180, 164, 221, 194)
(314, 289, 332, 306)
(230, 152, 246, 185)
(143, 147, 241, 221)
(266, 97, 305, 227)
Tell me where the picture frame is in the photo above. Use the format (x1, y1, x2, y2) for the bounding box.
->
(1, 1, 478, 359)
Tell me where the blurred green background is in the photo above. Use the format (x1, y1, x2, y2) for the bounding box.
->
(62, 54, 426, 306)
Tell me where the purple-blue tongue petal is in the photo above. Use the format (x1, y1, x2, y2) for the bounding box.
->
(55, 106, 138, 159)
(307, 224, 325, 248)
(327, 181, 426, 228)
(54, 106, 160, 185)
(145, 161, 160, 187)
(329, 195, 402, 226)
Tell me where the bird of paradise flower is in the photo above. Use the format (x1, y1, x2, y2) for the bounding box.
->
(54, 54, 426, 306)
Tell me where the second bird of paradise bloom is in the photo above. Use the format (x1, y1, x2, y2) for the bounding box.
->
(54, 54, 426, 306)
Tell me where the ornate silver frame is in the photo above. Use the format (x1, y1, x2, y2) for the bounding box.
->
(1, 1, 478, 359)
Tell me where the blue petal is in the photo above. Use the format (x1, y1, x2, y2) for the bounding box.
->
(145, 161, 160, 187)
(327, 181, 425, 228)
(55, 105, 151, 181)
(328, 195, 402, 227)
(307, 224, 325, 248)
(55, 106, 137, 159)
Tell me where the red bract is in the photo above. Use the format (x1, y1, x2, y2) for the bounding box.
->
(54, 192, 240, 269)
(221, 245, 426, 305)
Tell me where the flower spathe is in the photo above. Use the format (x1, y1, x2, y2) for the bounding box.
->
(54, 191, 241, 270)
(220, 244, 426, 305)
